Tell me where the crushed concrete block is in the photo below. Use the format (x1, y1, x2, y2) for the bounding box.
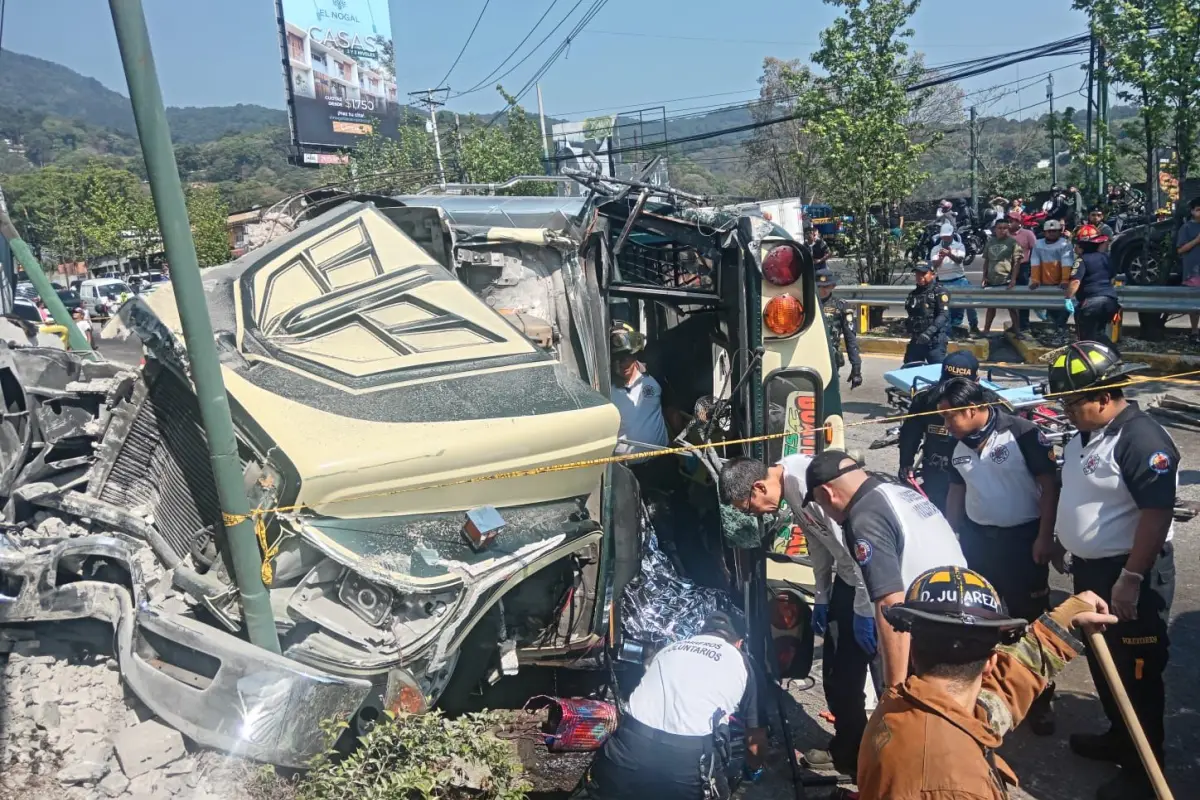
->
(164, 756, 194, 776)
(72, 707, 112, 735)
(32, 702, 61, 729)
(56, 745, 110, 784)
(97, 769, 129, 797)
(113, 719, 185, 778)
(124, 769, 159, 798)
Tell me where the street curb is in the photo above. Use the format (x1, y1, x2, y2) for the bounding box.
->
(858, 337, 989, 360)
(1005, 330, 1200, 373)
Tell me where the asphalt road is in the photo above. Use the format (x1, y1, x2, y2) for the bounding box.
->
(742, 353, 1200, 800)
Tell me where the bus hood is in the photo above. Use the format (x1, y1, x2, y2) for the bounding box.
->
(130, 201, 618, 520)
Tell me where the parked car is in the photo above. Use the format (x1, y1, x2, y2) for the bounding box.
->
(1109, 216, 1182, 286)
(78, 278, 135, 320)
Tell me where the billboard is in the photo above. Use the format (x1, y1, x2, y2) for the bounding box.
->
(276, 0, 400, 150)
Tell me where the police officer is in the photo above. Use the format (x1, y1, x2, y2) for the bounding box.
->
(1047, 341, 1177, 800)
(803, 450, 966, 688)
(938, 377, 1060, 735)
(579, 612, 765, 799)
(817, 268, 863, 390)
(898, 351, 1001, 514)
(903, 262, 950, 364)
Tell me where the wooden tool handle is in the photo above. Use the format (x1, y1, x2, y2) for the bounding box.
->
(1083, 625, 1174, 800)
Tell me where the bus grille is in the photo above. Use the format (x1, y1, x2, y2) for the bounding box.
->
(96, 368, 222, 559)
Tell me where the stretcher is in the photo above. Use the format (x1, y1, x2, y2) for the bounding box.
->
(876, 362, 1076, 451)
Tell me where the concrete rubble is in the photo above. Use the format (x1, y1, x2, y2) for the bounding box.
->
(0, 517, 269, 800)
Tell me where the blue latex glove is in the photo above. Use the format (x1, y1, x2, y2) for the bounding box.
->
(853, 613, 878, 657)
(811, 603, 829, 636)
(743, 765, 765, 784)
(1064, 297, 1076, 313)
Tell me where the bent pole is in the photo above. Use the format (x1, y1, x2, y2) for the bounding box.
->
(107, 0, 280, 654)
(0, 205, 93, 354)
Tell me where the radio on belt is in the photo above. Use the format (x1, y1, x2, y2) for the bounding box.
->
(463, 505, 505, 551)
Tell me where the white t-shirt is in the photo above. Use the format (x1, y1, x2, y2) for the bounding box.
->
(627, 634, 748, 736)
(612, 367, 669, 454)
(778, 455, 873, 617)
(929, 239, 967, 282)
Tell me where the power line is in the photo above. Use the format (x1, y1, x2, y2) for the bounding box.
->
(454, 0, 587, 99)
(453, 0, 561, 98)
(482, 0, 610, 128)
(434, 0, 493, 90)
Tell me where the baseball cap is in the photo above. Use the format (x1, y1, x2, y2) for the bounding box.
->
(940, 350, 978, 381)
(802, 449, 860, 504)
(815, 267, 838, 286)
(913, 262, 932, 274)
(1044, 219, 1064, 232)
(939, 223, 955, 237)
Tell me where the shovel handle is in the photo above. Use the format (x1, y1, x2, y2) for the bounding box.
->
(1082, 625, 1174, 800)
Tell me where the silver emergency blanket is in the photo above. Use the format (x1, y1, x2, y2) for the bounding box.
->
(621, 507, 731, 646)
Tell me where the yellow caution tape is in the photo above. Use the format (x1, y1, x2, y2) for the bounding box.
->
(222, 366, 1200, 580)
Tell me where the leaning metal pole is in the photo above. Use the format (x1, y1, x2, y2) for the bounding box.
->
(0, 203, 93, 353)
(108, 0, 280, 653)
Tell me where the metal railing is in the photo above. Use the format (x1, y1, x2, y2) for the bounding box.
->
(832, 284, 1194, 312)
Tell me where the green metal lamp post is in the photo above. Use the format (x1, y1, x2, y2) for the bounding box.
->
(108, 0, 280, 653)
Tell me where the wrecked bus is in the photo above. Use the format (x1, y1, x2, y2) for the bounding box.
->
(0, 185, 839, 765)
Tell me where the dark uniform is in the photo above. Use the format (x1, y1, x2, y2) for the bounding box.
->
(898, 352, 1001, 514)
(903, 266, 951, 364)
(816, 268, 862, 389)
(1051, 343, 1176, 799)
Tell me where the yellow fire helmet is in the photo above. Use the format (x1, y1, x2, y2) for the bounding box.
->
(1048, 341, 1148, 396)
(884, 565, 1027, 643)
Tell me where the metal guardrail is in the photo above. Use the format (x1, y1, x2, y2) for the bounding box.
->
(833, 284, 1195, 312)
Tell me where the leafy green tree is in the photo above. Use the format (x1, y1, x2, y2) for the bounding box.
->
(1074, 0, 1200, 196)
(334, 123, 438, 195)
(459, 89, 550, 195)
(796, 0, 934, 284)
(185, 184, 231, 267)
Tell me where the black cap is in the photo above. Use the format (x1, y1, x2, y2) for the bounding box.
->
(940, 350, 979, 382)
(815, 268, 838, 286)
(913, 262, 932, 274)
(802, 449, 860, 504)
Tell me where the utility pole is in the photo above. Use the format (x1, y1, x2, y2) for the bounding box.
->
(969, 106, 978, 220)
(1086, 31, 1096, 200)
(1097, 42, 1108, 195)
(453, 114, 467, 183)
(536, 83, 551, 175)
(1047, 74, 1057, 188)
(108, 0, 278, 652)
(409, 88, 449, 186)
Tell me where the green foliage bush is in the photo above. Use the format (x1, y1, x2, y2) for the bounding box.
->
(297, 711, 530, 800)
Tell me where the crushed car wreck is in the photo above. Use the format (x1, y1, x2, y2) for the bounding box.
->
(0, 182, 833, 767)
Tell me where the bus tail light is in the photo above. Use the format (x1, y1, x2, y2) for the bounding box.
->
(763, 245, 802, 286)
(764, 295, 804, 336)
(772, 593, 801, 630)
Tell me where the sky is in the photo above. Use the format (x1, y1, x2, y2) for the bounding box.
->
(1, 0, 1095, 123)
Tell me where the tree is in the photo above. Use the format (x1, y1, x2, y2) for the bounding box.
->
(185, 185, 231, 267)
(797, 0, 934, 285)
(1075, 0, 1200, 198)
(334, 123, 438, 195)
(458, 88, 550, 194)
(743, 58, 819, 201)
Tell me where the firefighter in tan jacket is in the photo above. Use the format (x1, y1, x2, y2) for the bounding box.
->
(857, 566, 1117, 800)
